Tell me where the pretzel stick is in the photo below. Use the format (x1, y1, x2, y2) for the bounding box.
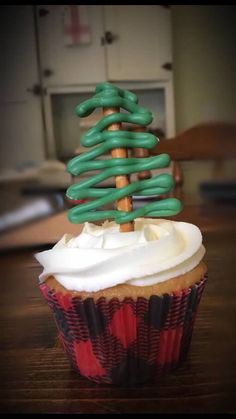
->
(133, 125, 152, 180)
(103, 107, 134, 232)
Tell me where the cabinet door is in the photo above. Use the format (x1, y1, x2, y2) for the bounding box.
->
(104, 6, 172, 81)
(37, 5, 106, 86)
(0, 5, 45, 171)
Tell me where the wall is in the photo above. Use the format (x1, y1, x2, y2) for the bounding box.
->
(171, 5, 236, 196)
(172, 5, 236, 132)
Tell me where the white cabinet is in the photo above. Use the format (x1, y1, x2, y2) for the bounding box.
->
(37, 5, 172, 86)
(37, 6, 175, 159)
(104, 6, 172, 81)
(37, 5, 106, 85)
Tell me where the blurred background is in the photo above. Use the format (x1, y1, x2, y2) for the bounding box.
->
(0, 5, 236, 246)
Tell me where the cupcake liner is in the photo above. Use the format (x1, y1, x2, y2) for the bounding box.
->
(39, 275, 207, 385)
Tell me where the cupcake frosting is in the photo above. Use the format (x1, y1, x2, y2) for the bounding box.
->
(35, 218, 205, 292)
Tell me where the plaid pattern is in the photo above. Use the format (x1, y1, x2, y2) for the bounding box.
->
(40, 275, 207, 384)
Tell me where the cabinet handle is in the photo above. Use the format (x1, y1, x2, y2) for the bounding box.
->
(43, 68, 54, 78)
(38, 8, 49, 18)
(27, 84, 46, 96)
(162, 62, 173, 71)
(101, 31, 116, 45)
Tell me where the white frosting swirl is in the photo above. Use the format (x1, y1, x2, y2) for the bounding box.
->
(35, 218, 205, 292)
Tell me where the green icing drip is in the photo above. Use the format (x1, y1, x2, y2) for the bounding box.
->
(66, 82, 182, 224)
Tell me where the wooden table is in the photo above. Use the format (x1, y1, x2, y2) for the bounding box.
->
(0, 203, 236, 413)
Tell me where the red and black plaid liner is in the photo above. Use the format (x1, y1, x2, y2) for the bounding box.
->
(40, 275, 207, 385)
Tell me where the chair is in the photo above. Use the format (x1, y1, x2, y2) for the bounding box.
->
(149, 122, 236, 201)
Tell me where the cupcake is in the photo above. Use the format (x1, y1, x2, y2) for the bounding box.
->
(35, 218, 207, 385)
(36, 82, 207, 384)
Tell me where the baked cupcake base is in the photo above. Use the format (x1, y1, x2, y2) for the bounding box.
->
(40, 262, 207, 384)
